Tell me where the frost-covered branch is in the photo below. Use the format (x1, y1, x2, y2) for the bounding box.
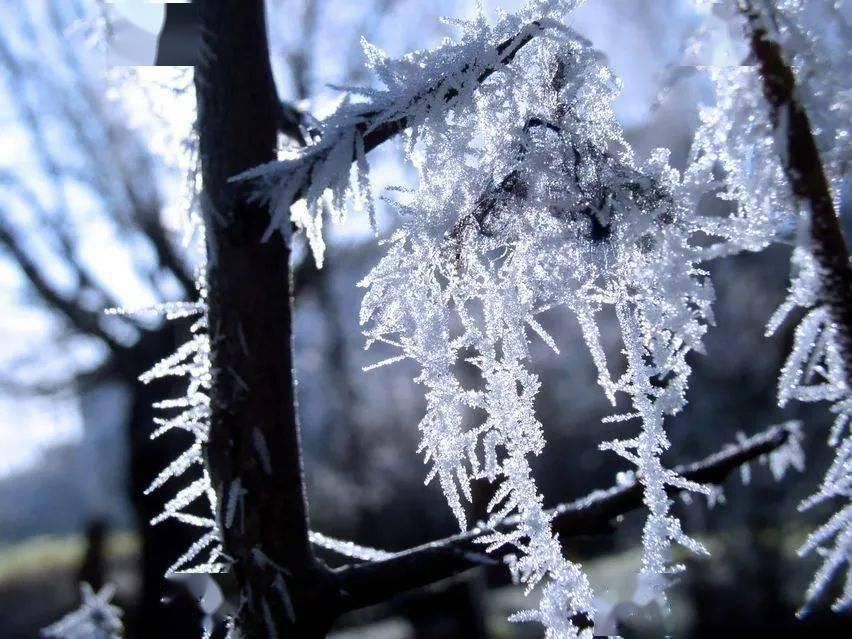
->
(352, 22, 541, 156)
(334, 424, 794, 613)
(730, 0, 852, 615)
(737, 0, 852, 381)
(235, 17, 552, 264)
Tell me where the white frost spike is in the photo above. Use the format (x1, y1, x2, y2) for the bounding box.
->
(309, 531, 394, 562)
(362, 354, 408, 372)
(129, 270, 222, 577)
(42, 583, 123, 639)
(527, 317, 560, 354)
(152, 476, 211, 525)
(166, 530, 222, 576)
(354, 131, 376, 232)
(766, 421, 805, 482)
(144, 441, 204, 495)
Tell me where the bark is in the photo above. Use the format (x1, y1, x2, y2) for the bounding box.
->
(195, 1, 334, 636)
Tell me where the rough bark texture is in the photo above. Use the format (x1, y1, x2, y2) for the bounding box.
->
(738, 0, 852, 381)
(195, 1, 334, 636)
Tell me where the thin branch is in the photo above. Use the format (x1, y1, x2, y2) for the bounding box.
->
(277, 100, 317, 147)
(334, 424, 793, 613)
(737, 0, 852, 381)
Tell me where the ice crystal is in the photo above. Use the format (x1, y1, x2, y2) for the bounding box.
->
(354, 5, 715, 632)
(797, 394, 852, 615)
(685, 1, 850, 258)
(42, 583, 123, 639)
(687, 1, 850, 615)
(768, 251, 851, 614)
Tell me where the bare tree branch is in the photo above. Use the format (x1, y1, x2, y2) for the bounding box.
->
(737, 0, 852, 381)
(0, 357, 116, 397)
(334, 424, 793, 613)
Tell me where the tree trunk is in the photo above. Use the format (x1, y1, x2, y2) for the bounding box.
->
(195, 1, 335, 636)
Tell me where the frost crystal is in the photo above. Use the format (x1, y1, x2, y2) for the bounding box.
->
(769, 251, 851, 614)
(42, 583, 123, 639)
(685, 1, 850, 258)
(236, 2, 586, 267)
(687, 1, 851, 615)
(354, 3, 715, 632)
(125, 272, 226, 576)
(766, 421, 805, 482)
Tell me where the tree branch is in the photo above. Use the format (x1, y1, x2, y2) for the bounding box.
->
(256, 21, 545, 207)
(737, 0, 852, 381)
(334, 424, 793, 613)
(276, 100, 317, 147)
(356, 22, 541, 156)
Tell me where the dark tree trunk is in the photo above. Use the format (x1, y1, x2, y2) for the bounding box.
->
(195, 1, 336, 636)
